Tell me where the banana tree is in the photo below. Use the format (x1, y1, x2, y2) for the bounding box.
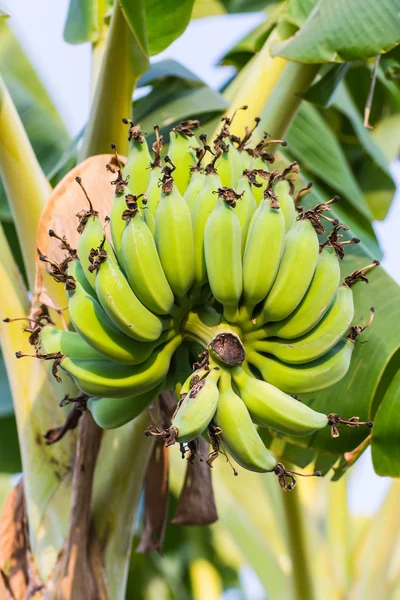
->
(0, 1, 400, 599)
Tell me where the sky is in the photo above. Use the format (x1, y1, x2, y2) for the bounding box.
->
(2, 0, 397, 517)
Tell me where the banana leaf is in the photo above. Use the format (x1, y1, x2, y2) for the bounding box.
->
(273, 0, 400, 63)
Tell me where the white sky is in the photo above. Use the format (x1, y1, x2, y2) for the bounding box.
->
(2, 0, 397, 516)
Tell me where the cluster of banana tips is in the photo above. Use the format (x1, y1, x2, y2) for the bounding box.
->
(5, 109, 381, 490)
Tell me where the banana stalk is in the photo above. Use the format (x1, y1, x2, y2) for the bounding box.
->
(80, 1, 148, 160)
(281, 475, 318, 600)
(92, 410, 154, 600)
(0, 224, 76, 579)
(0, 74, 51, 287)
(224, 24, 320, 146)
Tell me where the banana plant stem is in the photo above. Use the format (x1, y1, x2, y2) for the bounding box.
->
(80, 2, 140, 160)
(0, 74, 51, 288)
(281, 482, 317, 600)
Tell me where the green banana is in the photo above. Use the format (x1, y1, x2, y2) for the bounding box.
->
(184, 169, 205, 212)
(240, 193, 285, 321)
(121, 204, 175, 315)
(143, 125, 164, 236)
(67, 259, 96, 298)
(231, 367, 328, 436)
(247, 339, 355, 394)
(94, 250, 164, 342)
(60, 335, 182, 398)
(168, 120, 199, 194)
(171, 367, 221, 443)
(67, 272, 167, 364)
(204, 190, 243, 322)
(234, 173, 257, 254)
(155, 170, 195, 299)
(122, 120, 152, 192)
(143, 168, 162, 236)
(88, 384, 162, 429)
(39, 325, 105, 361)
(214, 370, 277, 472)
(274, 179, 296, 232)
(254, 217, 319, 328)
(250, 286, 354, 364)
(75, 177, 114, 289)
(262, 246, 341, 340)
(191, 169, 222, 287)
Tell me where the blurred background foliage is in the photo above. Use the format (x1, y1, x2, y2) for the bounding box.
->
(1, 0, 400, 597)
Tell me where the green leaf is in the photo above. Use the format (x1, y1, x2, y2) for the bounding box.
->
(333, 84, 390, 173)
(285, 251, 400, 460)
(283, 0, 318, 28)
(221, 0, 278, 12)
(273, 0, 400, 63)
(371, 370, 400, 476)
(64, 0, 104, 44)
(146, 0, 195, 56)
(138, 59, 203, 87)
(0, 10, 9, 19)
(332, 84, 395, 220)
(120, 0, 195, 58)
(133, 62, 228, 142)
(285, 102, 373, 220)
(303, 63, 350, 107)
(370, 113, 400, 164)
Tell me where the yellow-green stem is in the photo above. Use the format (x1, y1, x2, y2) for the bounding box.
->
(0, 74, 51, 288)
(80, 2, 140, 160)
(226, 23, 294, 137)
(256, 60, 320, 145)
(282, 478, 317, 600)
(328, 475, 351, 594)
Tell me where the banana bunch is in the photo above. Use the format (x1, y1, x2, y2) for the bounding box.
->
(15, 112, 379, 488)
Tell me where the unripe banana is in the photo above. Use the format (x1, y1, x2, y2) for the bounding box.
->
(75, 178, 114, 289)
(263, 246, 341, 340)
(121, 204, 175, 315)
(219, 138, 243, 188)
(250, 285, 355, 364)
(88, 384, 162, 429)
(60, 334, 182, 398)
(274, 179, 296, 232)
(143, 125, 164, 236)
(171, 367, 221, 443)
(168, 120, 199, 194)
(94, 249, 164, 342)
(67, 269, 168, 365)
(155, 171, 195, 299)
(184, 169, 206, 212)
(241, 194, 285, 320)
(67, 259, 96, 298)
(214, 371, 277, 472)
(234, 174, 257, 254)
(191, 170, 222, 287)
(231, 367, 328, 436)
(247, 339, 355, 394)
(204, 190, 242, 322)
(143, 168, 162, 236)
(122, 120, 152, 192)
(39, 325, 105, 361)
(254, 217, 319, 328)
